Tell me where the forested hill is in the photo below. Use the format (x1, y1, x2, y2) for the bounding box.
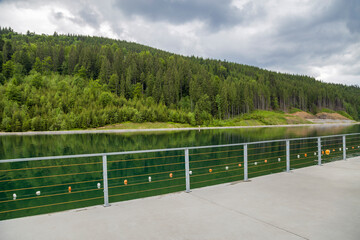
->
(0, 27, 359, 132)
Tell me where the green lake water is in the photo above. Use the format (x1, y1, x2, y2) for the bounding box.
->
(1, 124, 360, 220)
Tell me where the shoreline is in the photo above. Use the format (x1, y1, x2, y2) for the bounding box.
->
(0, 122, 358, 136)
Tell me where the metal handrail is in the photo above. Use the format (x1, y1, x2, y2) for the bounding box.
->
(0, 132, 359, 217)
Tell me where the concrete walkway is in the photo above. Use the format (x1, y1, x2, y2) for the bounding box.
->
(1, 157, 360, 240)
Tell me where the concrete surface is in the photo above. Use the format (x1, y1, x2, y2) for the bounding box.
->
(1, 157, 360, 240)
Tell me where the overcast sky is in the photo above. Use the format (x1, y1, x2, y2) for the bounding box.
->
(0, 0, 359, 85)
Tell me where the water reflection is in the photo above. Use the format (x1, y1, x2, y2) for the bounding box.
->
(0, 125, 359, 160)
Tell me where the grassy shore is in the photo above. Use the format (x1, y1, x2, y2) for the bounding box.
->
(91, 110, 311, 130)
(1, 110, 356, 134)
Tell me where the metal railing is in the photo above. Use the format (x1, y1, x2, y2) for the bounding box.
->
(1, 132, 360, 220)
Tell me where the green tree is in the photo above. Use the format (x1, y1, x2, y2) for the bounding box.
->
(271, 95, 279, 111)
(2, 41, 13, 62)
(42, 56, 53, 73)
(0, 73, 5, 85)
(99, 57, 112, 84)
(33, 57, 42, 73)
(2, 60, 14, 79)
(30, 73, 43, 89)
(215, 94, 222, 119)
(108, 73, 120, 95)
(6, 83, 22, 102)
(99, 92, 113, 107)
(132, 82, 143, 99)
(196, 94, 211, 114)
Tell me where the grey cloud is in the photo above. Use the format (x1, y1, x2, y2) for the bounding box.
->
(260, 1, 360, 74)
(200, 0, 360, 85)
(2, 0, 102, 29)
(325, 0, 360, 34)
(78, 6, 101, 28)
(54, 11, 64, 20)
(49, 4, 102, 30)
(113, 0, 260, 31)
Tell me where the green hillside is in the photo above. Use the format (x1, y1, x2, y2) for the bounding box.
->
(0, 27, 359, 132)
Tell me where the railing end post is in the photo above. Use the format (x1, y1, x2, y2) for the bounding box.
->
(185, 148, 191, 193)
(286, 140, 290, 172)
(317, 137, 322, 166)
(244, 144, 248, 181)
(343, 135, 347, 161)
(102, 155, 110, 207)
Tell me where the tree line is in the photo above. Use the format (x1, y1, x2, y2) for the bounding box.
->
(0, 27, 359, 131)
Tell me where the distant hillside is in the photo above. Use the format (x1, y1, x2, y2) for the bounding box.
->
(0, 27, 359, 132)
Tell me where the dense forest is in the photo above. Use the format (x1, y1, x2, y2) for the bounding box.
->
(0, 27, 359, 132)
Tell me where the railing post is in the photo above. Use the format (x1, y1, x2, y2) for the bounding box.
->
(343, 135, 346, 161)
(185, 148, 191, 193)
(102, 155, 109, 207)
(317, 137, 322, 165)
(244, 144, 248, 181)
(286, 140, 290, 172)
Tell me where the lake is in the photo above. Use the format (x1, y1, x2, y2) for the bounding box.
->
(1, 124, 360, 220)
(1, 124, 360, 159)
